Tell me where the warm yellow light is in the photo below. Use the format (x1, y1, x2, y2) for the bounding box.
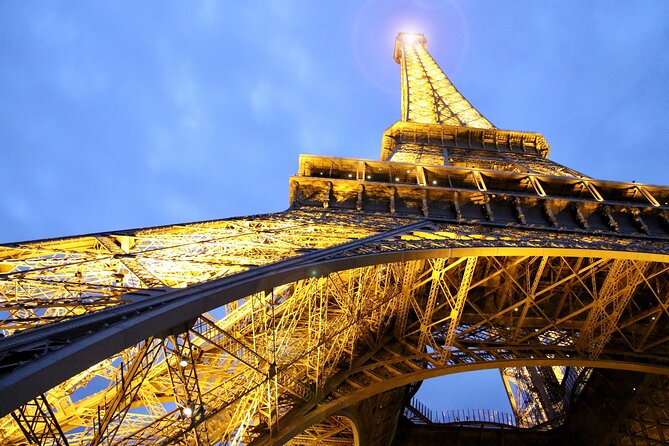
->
(401, 33, 421, 46)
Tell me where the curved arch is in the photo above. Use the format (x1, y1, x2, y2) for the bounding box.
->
(330, 412, 361, 446)
(258, 359, 669, 446)
(2, 245, 668, 412)
(288, 413, 358, 445)
(1, 243, 668, 442)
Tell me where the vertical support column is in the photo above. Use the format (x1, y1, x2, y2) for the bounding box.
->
(577, 259, 649, 359)
(441, 257, 478, 362)
(417, 258, 446, 352)
(395, 261, 421, 339)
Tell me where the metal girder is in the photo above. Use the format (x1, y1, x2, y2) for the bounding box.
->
(89, 337, 163, 446)
(162, 333, 209, 445)
(394, 33, 494, 129)
(2, 240, 669, 444)
(0, 217, 426, 418)
(248, 253, 669, 445)
(0, 210, 398, 336)
(10, 395, 69, 446)
(1, 31, 669, 446)
(576, 259, 650, 359)
(287, 415, 355, 445)
(416, 258, 446, 352)
(394, 260, 422, 338)
(440, 256, 477, 362)
(96, 236, 166, 288)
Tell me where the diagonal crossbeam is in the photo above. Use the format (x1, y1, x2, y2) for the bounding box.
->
(89, 337, 162, 446)
(11, 394, 69, 446)
(576, 259, 650, 359)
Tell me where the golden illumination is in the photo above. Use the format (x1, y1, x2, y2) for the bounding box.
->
(394, 32, 494, 129)
(1, 31, 668, 446)
(399, 32, 424, 46)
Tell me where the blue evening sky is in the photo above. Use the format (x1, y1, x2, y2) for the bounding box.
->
(1, 1, 668, 414)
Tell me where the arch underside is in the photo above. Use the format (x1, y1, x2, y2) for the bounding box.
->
(1, 214, 669, 445)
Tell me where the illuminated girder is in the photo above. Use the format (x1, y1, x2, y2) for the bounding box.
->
(0, 210, 395, 336)
(2, 222, 669, 444)
(394, 33, 494, 129)
(1, 32, 669, 446)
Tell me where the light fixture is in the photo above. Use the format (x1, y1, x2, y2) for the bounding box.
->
(182, 406, 193, 417)
(179, 359, 188, 367)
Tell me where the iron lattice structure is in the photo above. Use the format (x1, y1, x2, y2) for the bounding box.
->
(1, 33, 669, 445)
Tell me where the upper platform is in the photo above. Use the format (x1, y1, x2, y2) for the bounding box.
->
(384, 33, 554, 166)
(289, 33, 669, 239)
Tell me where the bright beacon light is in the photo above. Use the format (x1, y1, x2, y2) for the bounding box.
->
(394, 33, 427, 64)
(402, 33, 420, 45)
(399, 32, 425, 47)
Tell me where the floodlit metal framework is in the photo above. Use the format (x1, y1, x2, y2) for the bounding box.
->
(1, 32, 668, 445)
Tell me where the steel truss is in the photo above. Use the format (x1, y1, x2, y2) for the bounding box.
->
(1, 222, 668, 444)
(1, 32, 668, 446)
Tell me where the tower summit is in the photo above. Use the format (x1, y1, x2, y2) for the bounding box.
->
(393, 32, 494, 128)
(1, 33, 669, 445)
(382, 32, 557, 167)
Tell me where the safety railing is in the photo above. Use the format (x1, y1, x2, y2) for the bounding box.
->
(405, 398, 517, 427)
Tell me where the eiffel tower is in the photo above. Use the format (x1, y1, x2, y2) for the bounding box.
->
(1, 32, 668, 445)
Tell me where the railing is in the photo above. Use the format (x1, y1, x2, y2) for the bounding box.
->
(405, 398, 517, 427)
(564, 366, 592, 406)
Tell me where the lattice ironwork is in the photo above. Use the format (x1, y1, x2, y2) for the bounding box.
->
(394, 33, 494, 129)
(1, 32, 668, 446)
